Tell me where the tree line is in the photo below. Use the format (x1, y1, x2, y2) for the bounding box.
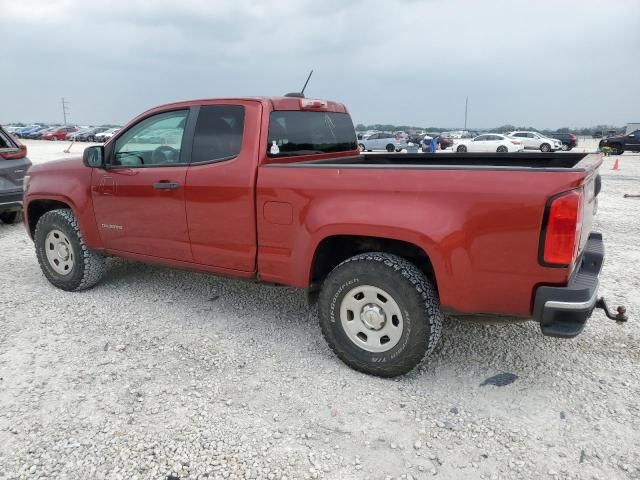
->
(355, 123, 623, 135)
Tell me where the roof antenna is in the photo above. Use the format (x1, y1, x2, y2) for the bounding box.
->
(285, 70, 313, 98)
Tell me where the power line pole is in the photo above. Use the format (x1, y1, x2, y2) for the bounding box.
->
(464, 96, 469, 130)
(61, 98, 70, 126)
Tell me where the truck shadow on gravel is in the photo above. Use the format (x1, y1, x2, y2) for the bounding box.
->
(99, 259, 596, 382)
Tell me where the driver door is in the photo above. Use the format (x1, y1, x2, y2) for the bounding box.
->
(91, 108, 194, 261)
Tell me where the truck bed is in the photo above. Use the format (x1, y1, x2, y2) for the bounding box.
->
(258, 152, 602, 317)
(275, 152, 594, 171)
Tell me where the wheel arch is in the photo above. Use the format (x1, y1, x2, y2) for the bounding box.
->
(309, 234, 439, 294)
(26, 198, 74, 238)
(25, 195, 104, 250)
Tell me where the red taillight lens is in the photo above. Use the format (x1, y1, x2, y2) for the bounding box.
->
(0, 145, 27, 160)
(511, 140, 521, 144)
(542, 191, 582, 266)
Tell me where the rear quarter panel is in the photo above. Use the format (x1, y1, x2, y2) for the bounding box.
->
(257, 164, 590, 316)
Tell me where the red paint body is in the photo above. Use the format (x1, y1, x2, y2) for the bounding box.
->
(24, 97, 602, 318)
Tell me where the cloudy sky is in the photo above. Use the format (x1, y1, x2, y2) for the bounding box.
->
(1, 0, 639, 128)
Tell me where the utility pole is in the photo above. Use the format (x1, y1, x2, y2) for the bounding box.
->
(61, 97, 70, 126)
(464, 96, 469, 130)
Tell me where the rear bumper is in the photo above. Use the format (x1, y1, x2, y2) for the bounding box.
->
(533, 232, 603, 337)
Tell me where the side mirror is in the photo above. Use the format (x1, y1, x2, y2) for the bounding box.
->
(83, 145, 105, 168)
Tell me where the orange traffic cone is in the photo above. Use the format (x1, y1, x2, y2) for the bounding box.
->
(613, 158, 619, 171)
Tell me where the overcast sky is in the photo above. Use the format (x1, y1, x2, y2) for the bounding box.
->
(1, 0, 639, 128)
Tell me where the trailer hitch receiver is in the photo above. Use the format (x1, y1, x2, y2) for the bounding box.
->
(595, 297, 628, 324)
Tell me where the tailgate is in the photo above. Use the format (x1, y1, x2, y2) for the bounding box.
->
(576, 154, 602, 261)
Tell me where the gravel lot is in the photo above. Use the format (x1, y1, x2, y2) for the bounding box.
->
(1, 140, 639, 480)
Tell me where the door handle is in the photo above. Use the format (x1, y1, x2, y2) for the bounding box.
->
(153, 181, 180, 190)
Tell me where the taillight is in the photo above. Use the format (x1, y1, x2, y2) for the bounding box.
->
(0, 145, 27, 160)
(540, 190, 582, 266)
(511, 140, 521, 145)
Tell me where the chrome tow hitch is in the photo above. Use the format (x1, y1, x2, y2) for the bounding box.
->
(595, 297, 628, 324)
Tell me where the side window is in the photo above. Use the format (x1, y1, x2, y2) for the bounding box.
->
(113, 110, 188, 167)
(513, 133, 525, 138)
(192, 105, 244, 163)
(474, 135, 487, 141)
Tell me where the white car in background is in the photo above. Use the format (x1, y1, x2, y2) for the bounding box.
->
(95, 128, 120, 142)
(358, 132, 408, 152)
(455, 134, 524, 153)
(507, 131, 562, 152)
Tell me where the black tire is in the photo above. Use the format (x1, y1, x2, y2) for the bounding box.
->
(0, 210, 20, 224)
(496, 145, 508, 153)
(34, 209, 106, 291)
(456, 145, 467, 153)
(385, 144, 395, 153)
(611, 143, 624, 155)
(358, 143, 365, 152)
(318, 252, 443, 377)
(560, 144, 569, 151)
(540, 143, 551, 152)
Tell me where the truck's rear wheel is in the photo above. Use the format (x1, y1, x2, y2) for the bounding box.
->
(34, 209, 106, 291)
(318, 252, 443, 377)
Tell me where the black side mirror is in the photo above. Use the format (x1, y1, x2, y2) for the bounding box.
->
(83, 145, 105, 168)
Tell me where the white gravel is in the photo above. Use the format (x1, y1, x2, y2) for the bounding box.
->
(1, 140, 639, 479)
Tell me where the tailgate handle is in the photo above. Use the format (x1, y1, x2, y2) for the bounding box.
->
(153, 181, 179, 190)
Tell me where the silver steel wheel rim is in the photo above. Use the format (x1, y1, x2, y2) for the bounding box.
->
(340, 285, 404, 353)
(44, 229, 75, 275)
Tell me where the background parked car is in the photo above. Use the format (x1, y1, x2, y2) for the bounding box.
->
(0, 125, 31, 224)
(550, 133, 578, 151)
(66, 127, 94, 141)
(438, 132, 454, 150)
(455, 134, 524, 153)
(358, 132, 407, 152)
(75, 127, 110, 142)
(507, 131, 562, 152)
(26, 126, 56, 139)
(94, 128, 120, 142)
(41, 126, 77, 141)
(14, 125, 44, 138)
(598, 129, 640, 154)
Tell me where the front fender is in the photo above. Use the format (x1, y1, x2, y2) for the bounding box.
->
(24, 168, 103, 250)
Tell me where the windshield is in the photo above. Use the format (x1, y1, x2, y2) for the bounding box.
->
(267, 111, 357, 157)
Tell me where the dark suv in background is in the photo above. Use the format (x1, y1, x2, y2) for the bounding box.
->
(0, 125, 31, 224)
(550, 133, 578, 151)
(599, 130, 640, 155)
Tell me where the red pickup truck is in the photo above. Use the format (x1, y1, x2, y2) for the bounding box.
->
(23, 96, 624, 377)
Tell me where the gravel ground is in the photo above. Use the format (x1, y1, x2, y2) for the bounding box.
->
(1, 141, 639, 480)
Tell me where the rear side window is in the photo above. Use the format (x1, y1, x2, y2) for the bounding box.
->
(0, 128, 17, 149)
(192, 105, 245, 163)
(267, 111, 357, 157)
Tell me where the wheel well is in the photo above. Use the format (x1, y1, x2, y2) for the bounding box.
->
(27, 200, 70, 236)
(311, 235, 437, 291)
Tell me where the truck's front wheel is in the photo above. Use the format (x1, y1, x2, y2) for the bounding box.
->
(34, 209, 106, 291)
(319, 253, 442, 377)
